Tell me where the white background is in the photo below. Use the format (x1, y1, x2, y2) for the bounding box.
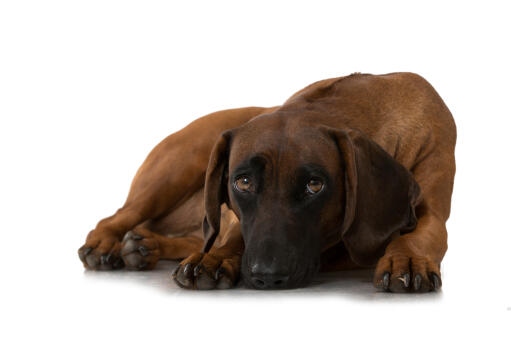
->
(1, 1, 509, 340)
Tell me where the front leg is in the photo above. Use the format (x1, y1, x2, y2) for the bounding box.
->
(372, 217, 444, 293)
(373, 153, 454, 293)
(173, 222, 244, 290)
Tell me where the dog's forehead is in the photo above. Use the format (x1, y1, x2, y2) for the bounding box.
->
(229, 118, 339, 173)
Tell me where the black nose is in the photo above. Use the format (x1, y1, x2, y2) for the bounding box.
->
(249, 264, 290, 289)
(251, 273, 290, 289)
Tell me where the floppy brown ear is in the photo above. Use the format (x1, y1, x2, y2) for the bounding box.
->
(201, 131, 232, 253)
(326, 128, 422, 266)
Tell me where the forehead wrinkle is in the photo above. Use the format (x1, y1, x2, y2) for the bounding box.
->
(229, 136, 280, 178)
(230, 119, 285, 172)
(231, 152, 273, 176)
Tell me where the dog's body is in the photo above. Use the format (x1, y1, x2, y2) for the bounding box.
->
(79, 72, 456, 292)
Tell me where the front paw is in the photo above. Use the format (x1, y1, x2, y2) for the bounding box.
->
(373, 251, 442, 293)
(172, 252, 241, 290)
(121, 227, 160, 270)
(78, 230, 124, 270)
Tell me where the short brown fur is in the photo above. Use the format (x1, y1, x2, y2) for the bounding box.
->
(78, 72, 455, 292)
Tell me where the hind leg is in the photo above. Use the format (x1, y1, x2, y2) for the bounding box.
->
(78, 106, 276, 270)
(121, 206, 241, 275)
(78, 208, 146, 270)
(120, 224, 203, 270)
(373, 152, 455, 292)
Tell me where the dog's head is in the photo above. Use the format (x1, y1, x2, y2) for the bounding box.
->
(202, 114, 421, 289)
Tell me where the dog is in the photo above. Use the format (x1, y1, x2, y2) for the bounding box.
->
(78, 72, 456, 292)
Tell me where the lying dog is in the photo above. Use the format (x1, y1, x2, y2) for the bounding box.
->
(78, 72, 456, 292)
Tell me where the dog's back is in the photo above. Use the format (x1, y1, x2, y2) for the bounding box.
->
(278, 72, 456, 170)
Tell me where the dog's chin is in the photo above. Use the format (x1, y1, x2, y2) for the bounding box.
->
(241, 262, 320, 290)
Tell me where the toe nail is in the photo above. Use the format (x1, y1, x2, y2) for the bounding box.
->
(84, 247, 92, 255)
(123, 231, 133, 242)
(138, 262, 148, 269)
(215, 267, 225, 280)
(122, 239, 137, 254)
(113, 258, 124, 269)
(133, 234, 143, 240)
(403, 273, 410, 288)
(193, 264, 203, 277)
(78, 250, 86, 262)
(183, 263, 193, 275)
(171, 266, 179, 278)
(86, 255, 99, 268)
(383, 272, 390, 290)
(414, 274, 422, 291)
(100, 254, 111, 264)
(138, 246, 149, 256)
(432, 273, 441, 290)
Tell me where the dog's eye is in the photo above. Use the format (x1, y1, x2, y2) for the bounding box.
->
(234, 176, 254, 192)
(306, 179, 323, 195)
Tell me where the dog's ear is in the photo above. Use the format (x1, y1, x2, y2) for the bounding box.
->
(202, 131, 232, 253)
(325, 128, 422, 266)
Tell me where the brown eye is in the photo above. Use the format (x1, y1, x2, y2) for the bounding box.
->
(234, 176, 254, 192)
(306, 179, 323, 195)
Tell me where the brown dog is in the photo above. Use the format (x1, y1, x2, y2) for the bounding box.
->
(78, 72, 456, 292)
